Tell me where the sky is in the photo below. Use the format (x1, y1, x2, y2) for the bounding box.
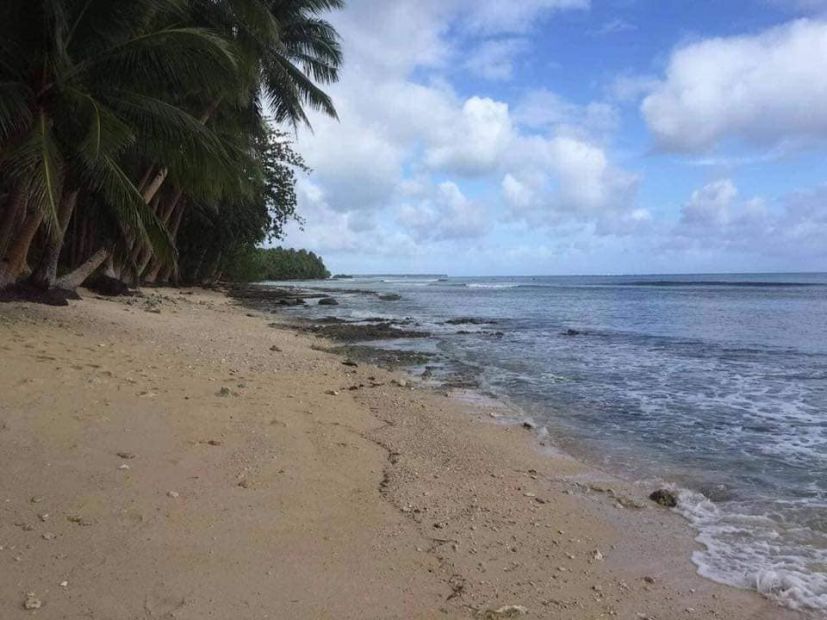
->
(280, 0, 827, 276)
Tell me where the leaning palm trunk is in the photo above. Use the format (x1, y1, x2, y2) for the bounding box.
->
(144, 197, 185, 283)
(0, 211, 45, 288)
(137, 99, 220, 208)
(137, 189, 183, 280)
(0, 186, 28, 260)
(54, 247, 111, 291)
(30, 190, 80, 289)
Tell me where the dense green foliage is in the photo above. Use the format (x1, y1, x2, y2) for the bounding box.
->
(224, 246, 329, 281)
(0, 0, 342, 292)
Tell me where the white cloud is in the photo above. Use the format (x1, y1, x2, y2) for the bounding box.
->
(501, 135, 640, 227)
(671, 179, 827, 258)
(397, 182, 488, 241)
(514, 89, 619, 138)
(680, 179, 740, 229)
(283, 0, 650, 270)
(424, 97, 514, 175)
(465, 38, 529, 80)
(464, 0, 590, 35)
(643, 19, 827, 151)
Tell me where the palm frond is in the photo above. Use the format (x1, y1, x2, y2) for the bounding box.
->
(0, 82, 33, 147)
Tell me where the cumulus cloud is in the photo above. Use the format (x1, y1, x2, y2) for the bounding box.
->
(500, 135, 639, 226)
(642, 19, 827, 151)
(671, 179, 827, 258)
(282, 0, 649, 271)
(424, 97, 513, 175)
(397, 182, 488, 241)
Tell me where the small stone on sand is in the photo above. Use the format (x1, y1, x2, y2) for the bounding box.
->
(23, 593, 42, 610)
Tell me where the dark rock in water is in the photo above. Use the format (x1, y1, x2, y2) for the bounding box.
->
(329, 345, 434, 369)
(87, 275, 131, 297)
(444, 317, 498, 325)
(318, 297, 339, 306)
(278, 298, 305, 306)
(378, 293, 402, 301)
(522, 421, 537, 430)
(649, 489, 678, 508)
(563, 328, 583, 336)
(305, 321, 429, 342)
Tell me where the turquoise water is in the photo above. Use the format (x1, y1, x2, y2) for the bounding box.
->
(275, 273, 827, 612)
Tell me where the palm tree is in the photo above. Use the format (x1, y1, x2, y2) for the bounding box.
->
(0, 0, 344, 292)
(0, 0, 238, 288)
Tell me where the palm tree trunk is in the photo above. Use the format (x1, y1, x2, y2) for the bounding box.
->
(137, 189, 183, 280)
(30, 190, 79, 289)
(0, 211, 45, 289)
(145, 197, 185, 283)
(54, 247, 110, 291)
(139, 100, 219, 207)
(141, 169, 168, 204)
(0, 185, 27, 260)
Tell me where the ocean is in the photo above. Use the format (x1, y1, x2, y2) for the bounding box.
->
(269, 273, 827, 613)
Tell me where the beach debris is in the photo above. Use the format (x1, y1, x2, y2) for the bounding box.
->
(216, 386, 232, 397)
(325, 390, 339, 396)
(118, 464, 130, 470)
(591, 549, 604, 561)
(38, 513, 49, 522)
(477, 604, 528, 618)
(30, 496, 44, 504)
(643, 575, 656, 584)
(22, 593, 42, 610)
(269, 345, 282, 352)
(342, 359, 358, 367)
(649, 489, 678, 508)
(521, 420, 537, 430)
(167, 490, 180, 498)
(237, 479, 250, 489)
(207, 439, 223, 446)
(117, 451, 136, 459)
(59, 581, 68, 588)
(318, 297, 339, 306)
(391, 378, 408, 388)
(42, 532, 56, 541)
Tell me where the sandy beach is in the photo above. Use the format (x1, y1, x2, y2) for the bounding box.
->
(0, 289, 803, 619)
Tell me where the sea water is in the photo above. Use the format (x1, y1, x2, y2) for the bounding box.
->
(272, 273, 827, 612)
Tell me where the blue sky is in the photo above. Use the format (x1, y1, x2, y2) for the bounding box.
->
(281, 0, 827, 276)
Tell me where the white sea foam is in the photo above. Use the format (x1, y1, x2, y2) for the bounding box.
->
(677, 490, 827, 612)
(466, 283, 520, 289)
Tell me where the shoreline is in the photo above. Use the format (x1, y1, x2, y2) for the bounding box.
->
(0, 288, 805, 618)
